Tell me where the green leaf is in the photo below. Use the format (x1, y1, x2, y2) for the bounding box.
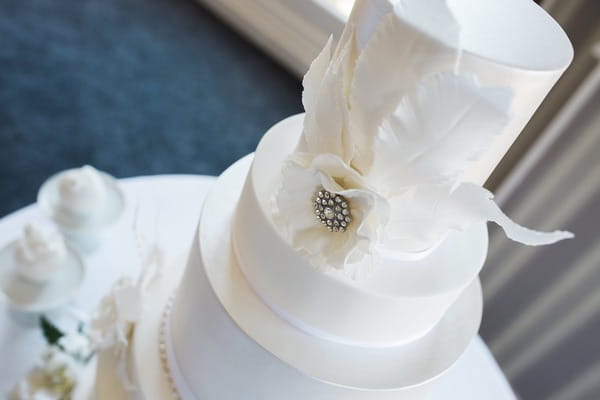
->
(40, 315, 65, 346)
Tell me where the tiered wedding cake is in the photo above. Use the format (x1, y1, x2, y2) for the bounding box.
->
(93, 0, 573, 399)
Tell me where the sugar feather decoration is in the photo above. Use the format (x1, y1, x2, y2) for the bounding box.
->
(274, 0, 573, 274)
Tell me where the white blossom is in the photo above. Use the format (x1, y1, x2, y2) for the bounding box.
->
(274, 153, 389, 273)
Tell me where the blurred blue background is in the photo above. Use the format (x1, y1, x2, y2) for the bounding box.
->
(0, 0, 302, 216)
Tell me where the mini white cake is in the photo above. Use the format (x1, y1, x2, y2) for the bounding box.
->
(58, 165, 108, 217)
(14, 222, 67, 283)
(93, 0, 573, 399)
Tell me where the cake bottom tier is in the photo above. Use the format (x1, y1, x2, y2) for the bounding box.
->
(90, 255, 507, 399)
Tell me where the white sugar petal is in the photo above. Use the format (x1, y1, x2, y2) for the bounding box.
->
(349, 4, 460, 173)
(450, 183, 574, 246)
(381, 182, 572, 256)
(346, 0, 394, 51)
(300, 38, 353, 162)
(302, 36, 333, 115)
(369, 72, 511, 194)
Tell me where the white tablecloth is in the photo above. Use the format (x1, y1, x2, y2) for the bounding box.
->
(0, 175, 516, 399)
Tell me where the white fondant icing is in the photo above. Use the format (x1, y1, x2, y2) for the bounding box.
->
(424, 0, 572, 71)
(443, 0, 572, 184)
(234, 115, 488, 346)
(387, 0, 573, 184)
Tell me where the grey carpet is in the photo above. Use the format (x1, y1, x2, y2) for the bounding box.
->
(0, 0, 303, 217)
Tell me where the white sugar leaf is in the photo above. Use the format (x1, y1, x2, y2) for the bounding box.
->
(368, 72, 512, 193)
(349, 1, 460, 173)
(381, 183, 573, 255)
(448, 183, 574, 245)
(381, 185, 453, 253)
(300, 35, 354, 162)
(302, 36, 333, 115)
(345, 0, 393, 52)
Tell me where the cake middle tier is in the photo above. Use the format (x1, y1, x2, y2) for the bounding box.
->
(232, 114, 489, 347)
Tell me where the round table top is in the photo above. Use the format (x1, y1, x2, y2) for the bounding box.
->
(0, 174, 516, 399)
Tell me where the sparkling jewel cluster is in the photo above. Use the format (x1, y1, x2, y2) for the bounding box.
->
(159, 295, 182, 400)
(314, 189, 352, 232)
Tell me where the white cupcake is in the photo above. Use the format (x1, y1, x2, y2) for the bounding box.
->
(14, 223, 67, 283)
(57, 165, 108, 216)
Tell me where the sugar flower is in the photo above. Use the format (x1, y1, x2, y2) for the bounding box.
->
(275, 153, 389, 272)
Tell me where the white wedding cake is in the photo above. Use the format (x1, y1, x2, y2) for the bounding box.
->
(92, 0, 573, 399)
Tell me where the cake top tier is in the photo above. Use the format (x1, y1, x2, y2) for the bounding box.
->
(233, 0, 574, 347)
(400, 0, 572, 71)
(272, 0, 573, 274)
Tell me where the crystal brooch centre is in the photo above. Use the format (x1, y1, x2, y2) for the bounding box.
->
(314, 188, 352, 232)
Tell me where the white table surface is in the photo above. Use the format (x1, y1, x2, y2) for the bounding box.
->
(0, 174, 517, 399)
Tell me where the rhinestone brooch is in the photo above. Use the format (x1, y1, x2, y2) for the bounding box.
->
(314, 188, 352, 232)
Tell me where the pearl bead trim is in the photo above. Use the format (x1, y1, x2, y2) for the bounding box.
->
(159, 295, 181, 400)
